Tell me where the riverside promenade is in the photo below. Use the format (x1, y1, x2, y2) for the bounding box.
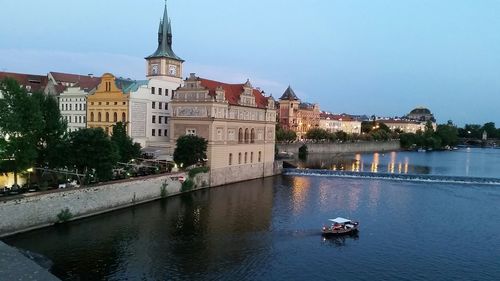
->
(0, 241, 60, 280)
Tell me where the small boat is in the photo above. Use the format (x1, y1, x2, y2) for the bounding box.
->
(322, 217, 359, 236)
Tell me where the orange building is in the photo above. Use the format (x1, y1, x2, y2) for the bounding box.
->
(86, 73, 130, 135)
(278, 86, 320, 139)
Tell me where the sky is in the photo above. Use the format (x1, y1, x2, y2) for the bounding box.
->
(1, 0, 500, 126)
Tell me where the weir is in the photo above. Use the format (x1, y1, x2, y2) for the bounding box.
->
(283, 168, 500, 185)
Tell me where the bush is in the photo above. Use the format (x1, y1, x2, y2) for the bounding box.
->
(181, 179, 194, 192)
(188, 166, 209, 178)
(56, 208, 73, 223)
(298, 144, 308, 160)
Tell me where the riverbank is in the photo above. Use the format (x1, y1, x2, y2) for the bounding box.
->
(0, 241, 60, 280)
(277, 140, 400, 155)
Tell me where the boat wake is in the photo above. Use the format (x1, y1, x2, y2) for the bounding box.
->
(283, 168, 500, 185)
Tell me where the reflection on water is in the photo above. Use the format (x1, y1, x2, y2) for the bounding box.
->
(322, 233, 359, 248)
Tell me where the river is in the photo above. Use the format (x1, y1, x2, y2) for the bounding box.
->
(4, 148, 500, 280)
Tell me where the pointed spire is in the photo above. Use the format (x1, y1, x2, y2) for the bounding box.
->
(279, 86, 300, 101)
(146, 1, 183, 61)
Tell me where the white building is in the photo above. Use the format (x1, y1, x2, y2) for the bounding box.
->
(59, 77, 100, 132)
(319, 113, 361, 134)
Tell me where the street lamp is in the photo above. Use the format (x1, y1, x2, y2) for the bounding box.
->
(27, 168, 33, 188)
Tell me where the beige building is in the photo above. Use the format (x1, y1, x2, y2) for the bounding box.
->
(169, 73, 277, 186)
(319, 113, 361, 134)
(380, 119, 428, 133)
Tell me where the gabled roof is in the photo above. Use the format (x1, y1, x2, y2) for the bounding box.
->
(49, 72, 101, 94)
(279, 86, 299, 101)
(0, 71, 48, 92)
(198, 78, 269, 109)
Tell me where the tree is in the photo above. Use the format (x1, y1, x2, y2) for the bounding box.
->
(68, 128, 119, 182)
(482, 122, 496, 139)
(31, 92, 68, 169)
(436, 124, 458, 147)
(173, 135, 208, 168)
(276, 125, 297, 142)
(305, 128, 330, 141)
(0, 78, 43, 185)
(111, 122, 141, 163)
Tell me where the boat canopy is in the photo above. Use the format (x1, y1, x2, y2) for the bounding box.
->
(328, 217, 352, 224)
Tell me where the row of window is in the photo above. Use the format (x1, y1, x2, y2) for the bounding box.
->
(151, 129, 168, 137)
(60, 98, 85, 102)
(238, 128, 256, 143)
(151, 87, 170, 96)
(151, 115, 168, 124)
(63, 115, 86, 124)
(89, 112, 126, 123)
(228, 151, 262, 165)
(61, 103, 86, 111)
(89, 102, 127, 106)
(151, 102, 169, 110)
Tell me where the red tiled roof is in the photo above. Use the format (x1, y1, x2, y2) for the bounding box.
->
(320, 113, 356, 121)
(0, 71, 48, 92)
(50, 72, 101, 93)
(199, 78, 269, 109)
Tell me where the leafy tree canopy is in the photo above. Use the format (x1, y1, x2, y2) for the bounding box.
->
(111, 122, 141, 163)
(173, 135, 208, 168)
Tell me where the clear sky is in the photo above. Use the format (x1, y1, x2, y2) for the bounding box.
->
(1, 0, 499, 126)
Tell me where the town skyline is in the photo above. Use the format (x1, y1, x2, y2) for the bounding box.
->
(1, 0, 499, 126)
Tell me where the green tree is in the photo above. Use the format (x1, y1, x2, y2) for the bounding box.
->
(436, 124, 459, 147)
(305, 128, 330, 141)
(482, 122, 496, 139)
(173, 135, 208, 168)
(0, 78, 43, 185)
(111, 122, 141, 163)
(31, 92, 68, 169)
(68, 128, 119, 182)
(276, 125, 297, 142)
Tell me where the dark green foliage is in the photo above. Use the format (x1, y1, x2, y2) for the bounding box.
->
(276, 125, 297, 142)
(436, 124, 459, 147)
(111, 122, 141, 163)
(56, 208, 73, 223)
(305, 128, 330, 141)
(188, 166, 209, 178)
(68, 128, 119, 182)
(0, 78, 43, 184)
(298, 144, 308, 160)
(181, 179, 194, 192)
(173, 135, 208, 168)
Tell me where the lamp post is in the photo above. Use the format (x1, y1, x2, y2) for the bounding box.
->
(27, 168, 33, 188)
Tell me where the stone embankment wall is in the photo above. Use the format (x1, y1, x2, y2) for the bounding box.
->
(277, 140, 400, 154)
(210, 161, 282, 187)
(0, 174, 183, 237)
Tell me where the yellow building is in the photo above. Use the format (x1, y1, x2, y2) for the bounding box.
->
(87, 73, 130, 135)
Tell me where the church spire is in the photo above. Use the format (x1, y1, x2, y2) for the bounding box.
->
(146, 1, 183, 61)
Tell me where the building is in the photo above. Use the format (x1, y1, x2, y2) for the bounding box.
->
(127, 2, 183, 149)
(45, 72, 99, 96)
(169, 73, 277, 186)
(379, 119, 427, 133)
(0, 71, 48, 97)
(59, 76, 100, 132)
(406, 106, 435, 122)
(278, 86, 320, 139)
(86, 73, 130, 135)
(319, 113, 361, 134)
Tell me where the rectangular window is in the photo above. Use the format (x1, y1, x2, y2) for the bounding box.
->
(158, 130, 162, 136)
(152, 115, 156, 123)
(159, 102, 162, 110)
(159, 88, 162, 95)
(151, 87, 155, 95)
(244, 152, 247, 164)
(166, 103, 169, 110)
(152, 129, 156, 136)
(229, 153, 232, 165)
(158, 116, 162, 124)
(258, 151, 262, 162)
(251, 152, 253, 163)
(164, 129, 168, 136)
(165, 89, 169, 96)
(152, 102, 156, 109)
(186, 129, 196, 136)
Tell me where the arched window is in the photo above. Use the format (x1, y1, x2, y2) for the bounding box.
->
(244, 152, 247, 164)
(114, 112, 118, 122)
(90, 112, 94, 122)
(244, 128, 249, 143)
(258, 151, 262, 162)
(251, 128, 255, 143)
(105, 112, 109, 122)
(122, 112, 126, 122)
(238, 153, 242, 164)
(238, 128, 243, 143)
(251, 152, 253, 163)
(98, 112, 102, 122)
(229, 153, 232, 165)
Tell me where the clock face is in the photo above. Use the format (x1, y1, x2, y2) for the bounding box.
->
(151, 64, 159, 75)
(168, 65, 177, 76)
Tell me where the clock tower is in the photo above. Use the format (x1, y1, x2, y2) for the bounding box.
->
(146, 2, 184, 83)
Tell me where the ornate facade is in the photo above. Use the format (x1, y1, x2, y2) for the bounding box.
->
(170, 73, 277, 186)
(278, 86, 320, 139)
